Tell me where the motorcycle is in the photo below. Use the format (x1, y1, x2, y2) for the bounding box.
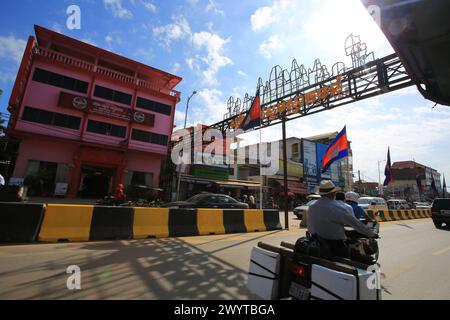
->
(96, 195, 133, 207)
(247, 220, 381, 300)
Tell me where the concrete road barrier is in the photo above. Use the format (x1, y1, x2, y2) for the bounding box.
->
(3, 204, 283, 243)
(133, 207, 169, 239)
(366, 209, 431, 222)
(0, 202, 45, 243)
(39, 205, 94, 242)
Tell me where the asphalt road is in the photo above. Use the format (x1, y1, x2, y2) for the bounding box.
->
(0, 216, 449, 300)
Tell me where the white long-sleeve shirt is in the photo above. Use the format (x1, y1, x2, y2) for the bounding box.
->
(307, 197, 375, 240)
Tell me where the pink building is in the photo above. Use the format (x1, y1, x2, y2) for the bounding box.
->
(7, 25, 181, 198)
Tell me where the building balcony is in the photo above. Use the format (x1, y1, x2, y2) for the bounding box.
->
(33, 46, 181, 100)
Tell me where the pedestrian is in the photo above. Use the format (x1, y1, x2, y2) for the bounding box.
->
(242, 194, 248, 203)
(249, 194, 256, 209)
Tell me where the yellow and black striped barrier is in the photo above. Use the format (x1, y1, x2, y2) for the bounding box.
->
(35, 205, 282, 243)
(366, 209, 431, 222)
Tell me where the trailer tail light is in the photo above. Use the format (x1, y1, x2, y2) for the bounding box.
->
(290, 264, 305, 277)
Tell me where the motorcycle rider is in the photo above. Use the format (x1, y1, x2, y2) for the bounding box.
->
(114, 183, 126, 206)
(345, 191, 374, 221)
(307, 180, 377, 263)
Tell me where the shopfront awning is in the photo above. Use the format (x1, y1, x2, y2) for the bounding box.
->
(214, 180, 261, 189)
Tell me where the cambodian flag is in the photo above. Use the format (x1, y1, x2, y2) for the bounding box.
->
(321, 126, 348, 173)
(431, 174, 439, 196)
(443, 174, 447, 198)
(383, 147, 393, 186)
(240, 90, 261, 131)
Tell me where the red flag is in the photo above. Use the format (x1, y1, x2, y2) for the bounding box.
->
(321, 126, 348, 173)
(240, 90, 261, 131)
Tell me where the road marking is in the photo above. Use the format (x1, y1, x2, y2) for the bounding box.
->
(432, 245, 450, 256)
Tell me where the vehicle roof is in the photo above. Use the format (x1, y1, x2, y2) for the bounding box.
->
(359, 197, 384, 200)
(387, 199, 408, 202)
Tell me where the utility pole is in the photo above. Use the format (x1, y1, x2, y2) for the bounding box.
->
(176, 91, 197, 201)
(282, 116, 289, 230)
(378, 160, 386, 196)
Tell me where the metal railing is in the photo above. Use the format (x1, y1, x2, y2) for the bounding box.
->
(34, 46, 180, 99)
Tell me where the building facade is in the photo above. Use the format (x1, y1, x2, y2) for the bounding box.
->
(388, 161, 442, 201)
(7, 25, 181, 198)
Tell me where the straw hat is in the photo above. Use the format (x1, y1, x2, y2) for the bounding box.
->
(318, 180, 340, 195)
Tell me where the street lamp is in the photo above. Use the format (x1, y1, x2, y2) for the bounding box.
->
(176, 91, 197, 201)
(378, 160, 386, 196)
(184, 91, 197, 129)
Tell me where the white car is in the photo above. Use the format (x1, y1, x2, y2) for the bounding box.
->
(293, 200, 318, 220)
(358, 197, 388, 211)
(414, 202, 431, 210)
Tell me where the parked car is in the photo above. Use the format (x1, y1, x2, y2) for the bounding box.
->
(431, 198, 450, 229)
(293, 199, 318, 220)
(387, 199, 411, 210)
(162, 193, 249, 209)
(413, 202, 432, 210)
(306, 194, 321, 201)
(357, 197, 388, 211)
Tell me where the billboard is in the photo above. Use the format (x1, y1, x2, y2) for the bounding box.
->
(278, 160, 303, 178)
(302, 139, 317, 178)
(316, 142, 331, 180)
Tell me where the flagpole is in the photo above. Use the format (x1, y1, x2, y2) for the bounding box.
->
(259, 99, 263, 210)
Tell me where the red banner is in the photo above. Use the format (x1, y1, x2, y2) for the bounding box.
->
(58, 92, 155, 126)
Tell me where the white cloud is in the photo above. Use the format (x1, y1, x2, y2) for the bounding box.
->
(192, 31, 233, 84)
(171, 62, 181, 74)
(189, 88, 228, 125)
(250, 0, 392, 68)
(237, 70, 247, 77)
(142, 1, 156, 13)
(105, 35, 113, 45)
(206, 0, 224, 16)
(250, 0, 291, 31)
(103, 0, 133, 19)
(153, 16, 191, 48)
(0, 35, 26, 64)
(153, 16, 232, 85)
(258, 35, 284, 59)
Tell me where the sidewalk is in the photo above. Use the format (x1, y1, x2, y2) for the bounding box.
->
(26, 197, 98, 205)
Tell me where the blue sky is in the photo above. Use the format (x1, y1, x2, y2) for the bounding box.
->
(0, 0, 449, 187)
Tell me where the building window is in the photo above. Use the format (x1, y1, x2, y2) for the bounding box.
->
(32, 68, 88, 93)
(125, 171, 153, 187)
(94, 85, 132, 105)
(136, 97, 172, 116)
(24, 160, 68, 196)
(292, 143, 299, 159)
(131, 129, 168, 146)
(22, 106, 81, 130)
(86, 120, 126, 138)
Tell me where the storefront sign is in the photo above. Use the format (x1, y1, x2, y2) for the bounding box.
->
(58, 92, 155, 126)
(231, 76, 343, 130)
(278, 160, 304, 178)
(190, 165, 229, 180)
